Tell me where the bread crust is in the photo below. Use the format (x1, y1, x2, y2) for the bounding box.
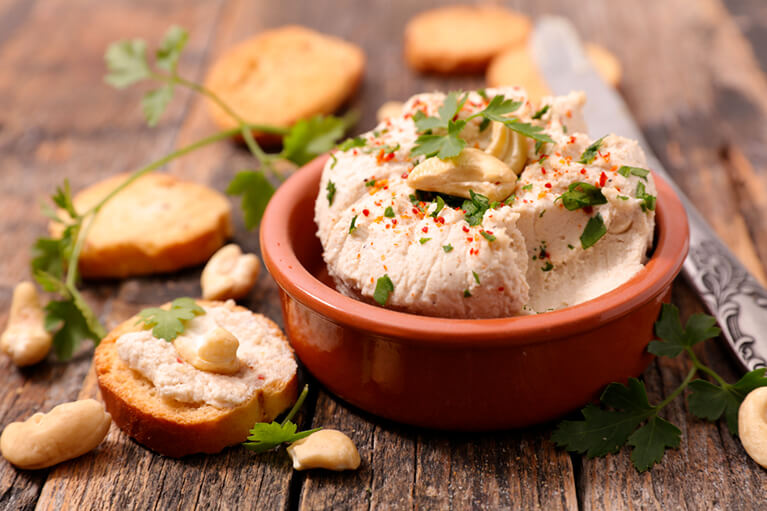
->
(49, 173, 232, 279)
(204, 25, 365, 135)
(94, 301, 297, 457)
(404, 6, 531, 73)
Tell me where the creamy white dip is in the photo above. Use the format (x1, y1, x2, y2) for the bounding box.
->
(116, 301, 296, 408)
(315, 87, 656, 318)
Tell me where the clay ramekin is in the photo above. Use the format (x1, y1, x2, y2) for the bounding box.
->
(260, 154, 689, 430)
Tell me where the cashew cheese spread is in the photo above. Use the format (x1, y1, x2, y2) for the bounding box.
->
(315, 87, 656, 318)
(116, 301, 296, 408)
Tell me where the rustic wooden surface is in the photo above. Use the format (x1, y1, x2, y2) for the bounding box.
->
(1, 0, 766, 509)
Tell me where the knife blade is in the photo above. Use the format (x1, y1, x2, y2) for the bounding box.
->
(531, 16, 767, 372)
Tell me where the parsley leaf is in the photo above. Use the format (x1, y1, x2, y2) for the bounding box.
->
(155, 25, 188, 73)
(476, 94, 522, 121)
(51, 180, 78, 219)
(578, 136, 606, 164)
(384, 206, 395, 218)
(627, 417, 681, 472)
(472, 271, 480, 284)
(337, 136, 366, 151)
(647, 304, 720, 357)
(349, 215, 358, 233)
(636, 181, 656, 211)
(480, 230, 496, 242)
(44, 297, 104, 360)
(141, 85, 174, 126)
(502, 119, 554, 144)
(412, 119, 467, 158)
(226, 171, 276, 229)
(243, 385, 321, 453)
(104, 39, 151, 88)
(136, 297, 205, 342)
(618, 165, 650, 180)
(541, 261, 554, 272)
(557, 182, 607, 211)
(281, 115, 347, 166)
(688, 369, 767, 435)
(462, 190, 490, 226)
(443, 244, 453, 253)
(430, 196, 445, 218)
(326, 181, 337, 206)
(580, 213, 606, 249)
(419, 237, 431, 244)
(374, 274, 394, 306)
(532, 104, 550, 120)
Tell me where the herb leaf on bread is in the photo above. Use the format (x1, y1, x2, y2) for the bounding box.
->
(243, 385, 321, 453)
(553, 304, 766, 472)
(136, 297, 205, 342)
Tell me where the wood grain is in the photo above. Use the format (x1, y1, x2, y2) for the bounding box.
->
(1, 0, 767, 509)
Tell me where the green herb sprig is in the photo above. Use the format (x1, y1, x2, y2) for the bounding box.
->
(31, 26, 352, 359)
(243, 385, 321, 453)
(136, 297, 205, 342)
(552, 304, 767, 472)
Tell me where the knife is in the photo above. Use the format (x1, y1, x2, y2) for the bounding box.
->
(531, 17, 767, 372)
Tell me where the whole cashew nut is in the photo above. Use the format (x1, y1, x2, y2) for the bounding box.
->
(174, 326, 240, 374)
(738, 387, 767, 468)
(485, 122, 527, 175)
(0, 399, 111, 469)
(201, 244, 261, 301)
(286, 429, 361, 471)
(1, 281, 52, 366)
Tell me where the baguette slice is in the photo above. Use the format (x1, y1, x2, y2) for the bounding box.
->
(94, 300, 297, 458)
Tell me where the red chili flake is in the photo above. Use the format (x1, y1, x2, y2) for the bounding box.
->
(583, 205, 593, 214)
(352, 149, 359, 156)
(435, 216, 445, 224)
(362, 209, 370, 216)
(545, 183, 552, 189)
(386, 224, 391, 229)
(466, 237, 474, 243)
(392, 219, 398, 225)
(462, 226, 470, 233)
(541, 168, 547, 175)
(257, 375, 265, 380)
(176, 357, 183, 364)
(422, 226, 428, 233)
(599, 172, 607, 187)
(486, 230, 493, 235)
(401, 172, 409, 179)
(376, 149, 385, 165)
(566, 110, 572, 118)
(498, 287, 505, 292)
(569, 135, 576, 144)
(383, 152, 395, 162)
(412, 208, 419, 215)
(580, 168, 587, 175)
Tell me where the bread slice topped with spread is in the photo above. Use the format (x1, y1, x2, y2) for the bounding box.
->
(94, 299, 297, 457)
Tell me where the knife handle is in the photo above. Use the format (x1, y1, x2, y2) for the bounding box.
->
(682, 202, 767, 371)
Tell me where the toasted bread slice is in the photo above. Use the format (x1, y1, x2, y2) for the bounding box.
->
(94, 300, 297, 457)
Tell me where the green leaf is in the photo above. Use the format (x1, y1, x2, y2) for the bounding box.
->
(413, 110, 444, 132)
(462, 190, 491, 226)
(472, 271, 480, 284)
(532, 104, 550, 120)
(557, 182, 607, 211)
(580, 213, 606, 249)
(104, 39, 151, 88)
(411, 119, 467, 159)
(44, 298, 103, 360)
(31, 236, 70, 282)
(636, 181, 657, 212)
(430, 196, 445, 218)
(552, 378, 655, 458)
(155, 25, 188, 73)
(419, 237, 431, 244)
(336, 136, 366, 151)
(51, 180, 78, 218)
(374, 274, 394, 306)
(648, 304, 721, 357)
(349, 215, 358, 233)
(242, 421, 321, 453)
(617, 165, 649, 180)
(226, 170, 276, 230)
(136, 297, 205, 342)
(476, 95, 522, 121)
(688, 369, 767, 435)
(502, 119, 554, 144)
(282, 115, 348, 166)
(141, 85, 174, 126)
(627, 416, 681, 472)
(578, 136, 606, 164)
(480, 230, 496, 242)
(384, 206, 395, 218)
(443, 244, 453, 253)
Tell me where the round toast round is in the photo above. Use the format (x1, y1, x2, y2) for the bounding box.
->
(94, 300, 297, 457)
(48, 173, 232, 279)
(204, 25, 365, 136)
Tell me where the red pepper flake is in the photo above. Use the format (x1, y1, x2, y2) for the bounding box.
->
(566, 110, 572, 118)
(545, 182, 552, 189)
(257, 375, 265, 380)
(599, 172, 607, 187)
(422, 226, 428, 233)
(362, 209, 370, 217)
(435, 216, 445, 224)
(580, 168, 587, 175)
(498, 287, 505, 292)
(583, 205, 593, 214)
(385, 224, 391, 229)
(412, 208, 419, 215)
(462, 226, 470, 233)
(352, 149, 359, 156)
(401, 172, 409, 179)
(569, 135, 576, 144)
(541, 168, 547, 175)
(466, 237, 474, 243)
(176, 357, 183, 364)
(392, 219, 397, 225)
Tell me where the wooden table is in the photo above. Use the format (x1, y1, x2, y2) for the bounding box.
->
(2, 0, 767, 509)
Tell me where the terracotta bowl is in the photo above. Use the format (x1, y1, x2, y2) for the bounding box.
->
(260, 154, 689, 430)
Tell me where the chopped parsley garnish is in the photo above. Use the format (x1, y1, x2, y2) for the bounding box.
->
(326, 181, 336, 206)
(504, 194, 516, 206)
(636, 182, 657, 211)
(557, 182, 608, 211)
(479, 117, 491, 132)
(522, 184, 533, 191)
(330, 153, 338, 169)
(541, 261, 554, 272)
(373, 275, 394, 306)
(462, 190, 491, 226)
(580, 213, 606, 249)
(349, 215, 358, 233)
(539, 209, 546, 218)
(578, 136, 606, 164)
(480, 230, 496, 242)
(136, 297, 205, 342)
(337, 136, 366, 151)
(384, 206, 395, 218)
(618, 195, 630, 200)
(567, 244, 575, 250)
(381, 143, 400, 154)
(411, 119, 467, 159)
(532, 104, 550, 120)
(430, 196, 445, 218)
(463, 289, 472, 298)
(535, 140, 544, 154)
(408, 194, 420, 205)
(618, 166, 650, 180)
(443, 244, 454, 253)
(472, 271, 480, 284)
(365, 178, 376, 187)
(419, 237, 431, 244)
(562, 124, 568, 133)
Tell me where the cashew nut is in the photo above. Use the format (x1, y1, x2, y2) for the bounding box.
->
(201, 244, 260, 301)
(407, 148, 518, 202)
(485, 122, 527, 175)
(0, 399, 111, 469)
(286, 429, 361, 471)
(174, 325, 240, 374)
(738, 387, 767, 468)
(1, 281, 52, 366)
(376, 101, 404, 122)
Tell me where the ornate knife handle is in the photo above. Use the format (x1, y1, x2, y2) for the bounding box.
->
(683, 205, 767, 371)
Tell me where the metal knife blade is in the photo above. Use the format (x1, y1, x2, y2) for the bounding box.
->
(531, 16, 767, 372)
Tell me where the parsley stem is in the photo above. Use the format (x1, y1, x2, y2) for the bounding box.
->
(281, 384, 310, 426)
(685, 347, 729, 387)
(654, 365, 698, 412)
(65, 215, 91, 289)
